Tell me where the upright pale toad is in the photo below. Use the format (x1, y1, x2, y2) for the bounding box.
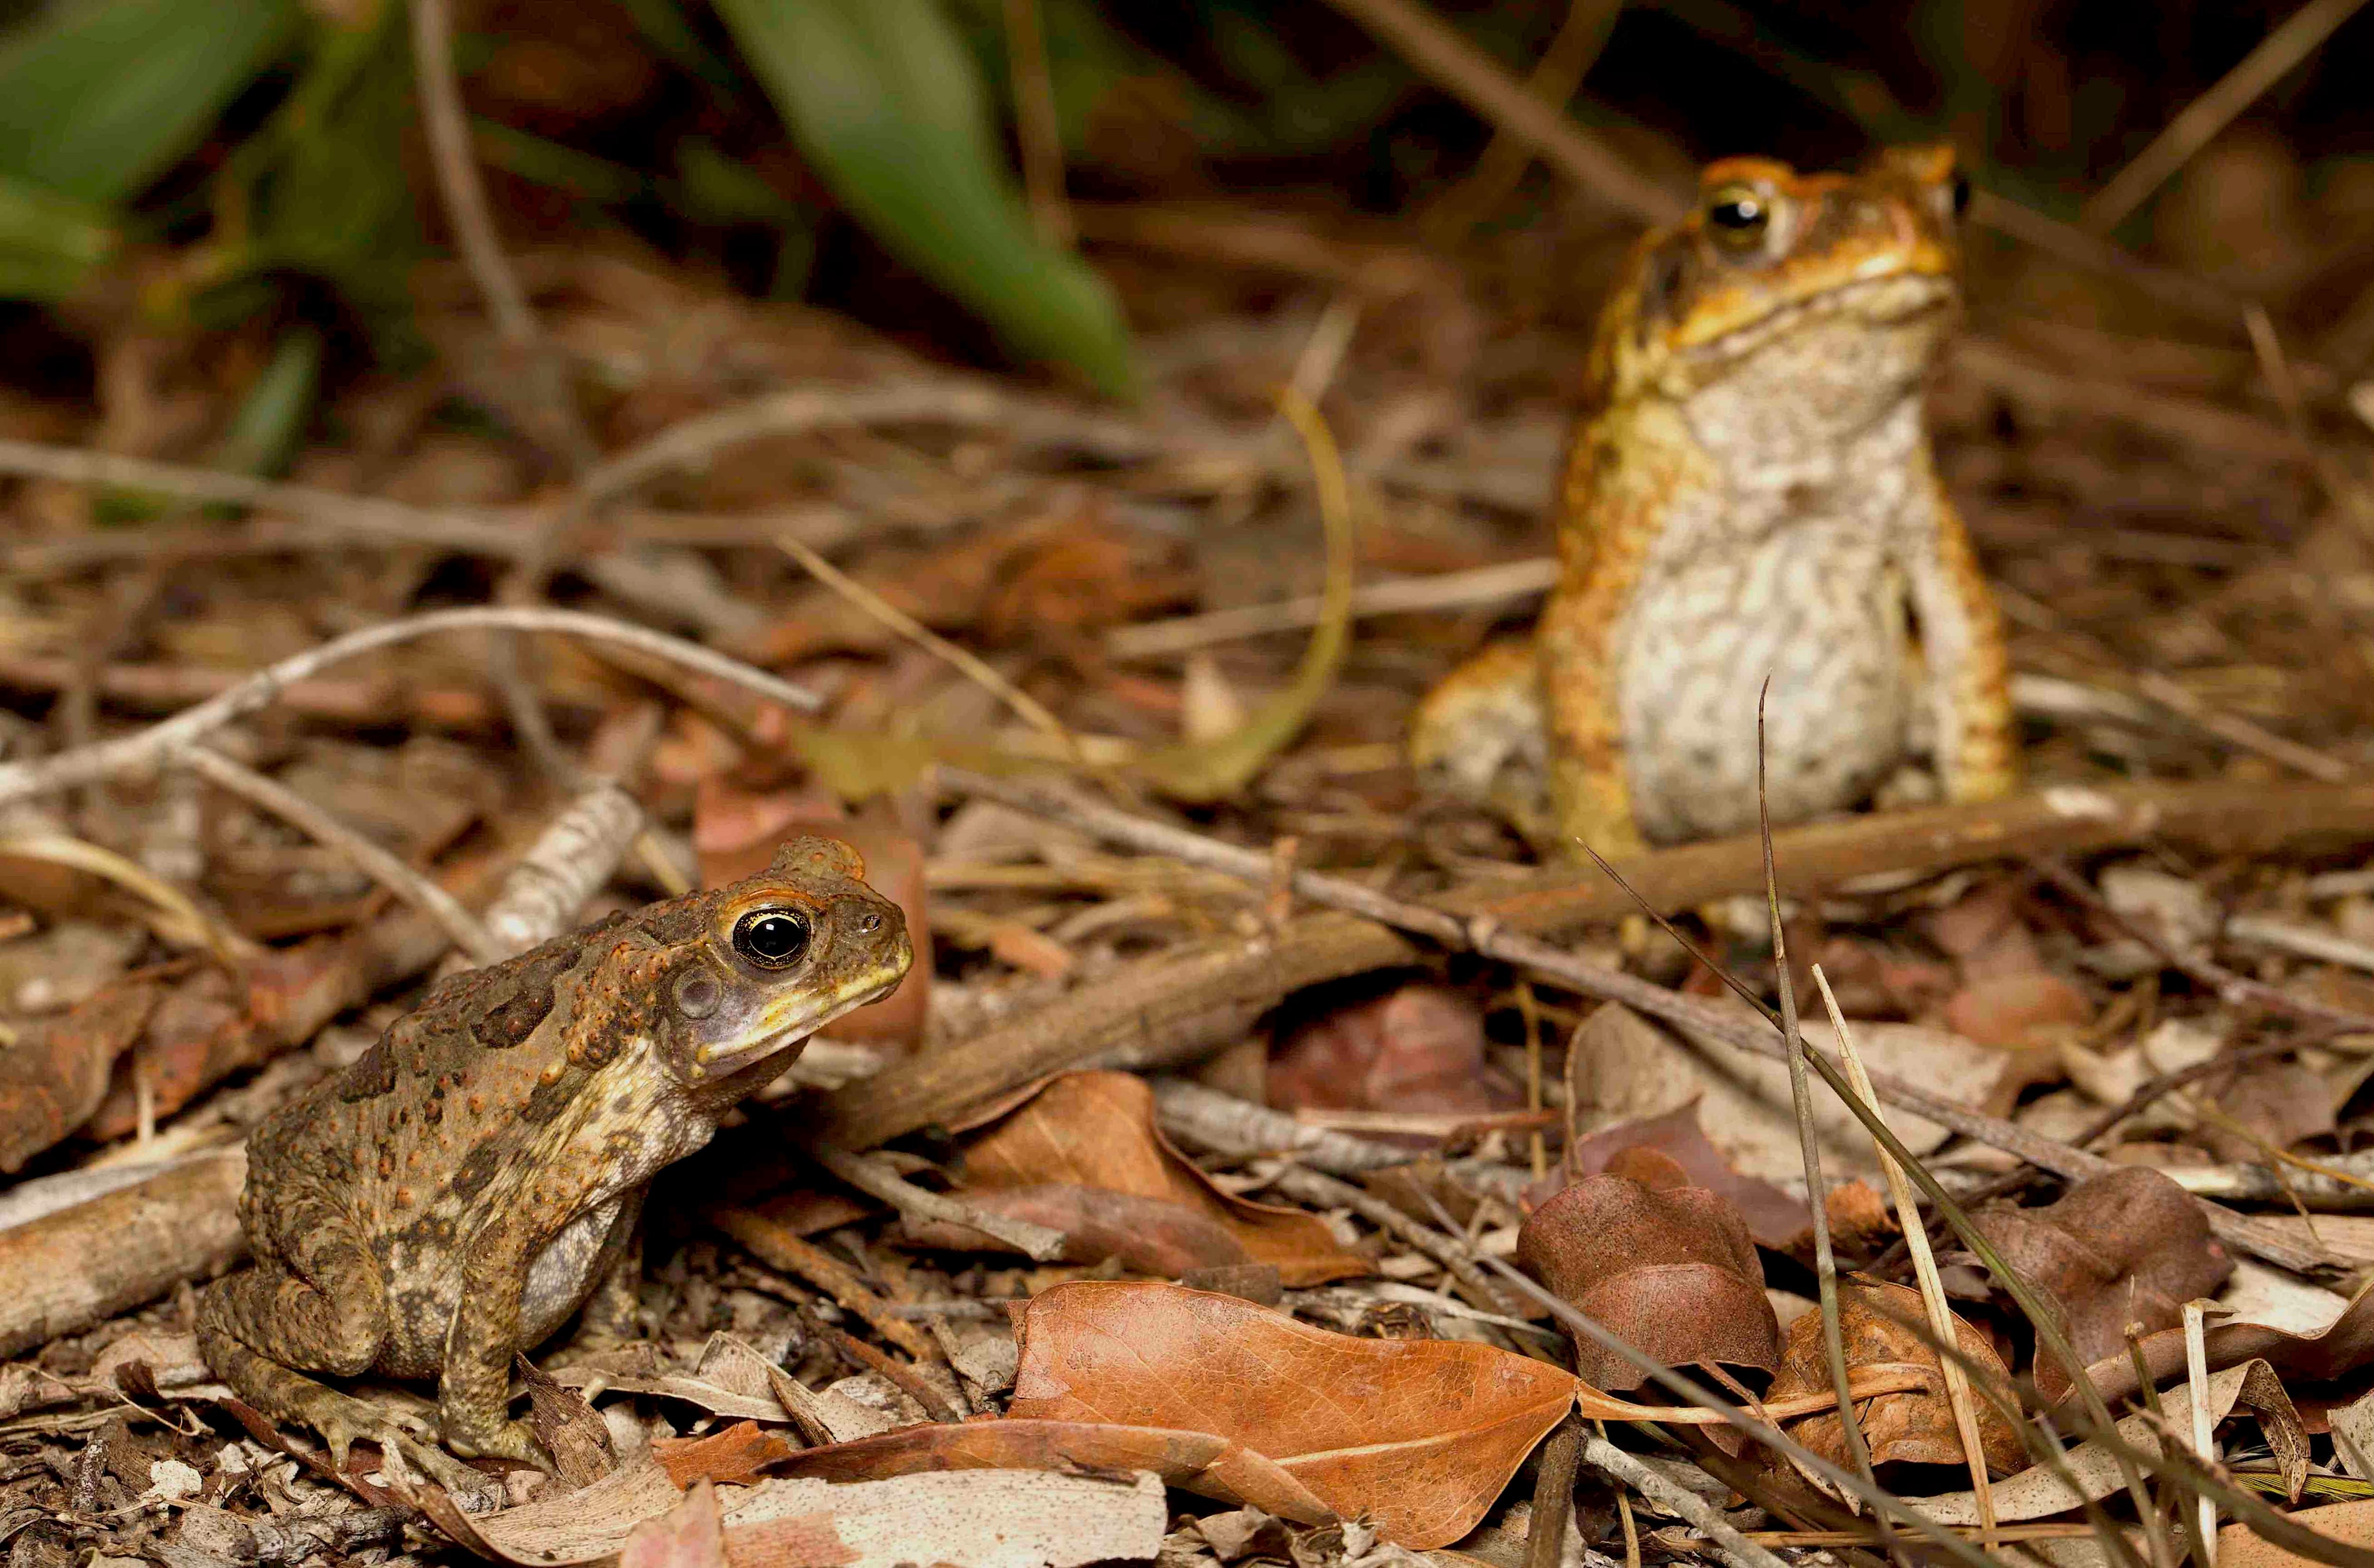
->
(1412, 146, 2016, 852)
(197, 839, 912, 1489)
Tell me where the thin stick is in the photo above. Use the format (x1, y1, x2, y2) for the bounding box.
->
(1754, 695, 1882, 1534)
(0, 607, 822, 808)
(935, 765, 2338, 1276)
(1266, 1164, 1517, 1317)
(777, 536, 1082, 762)
(179, 746, 503, 966)
(1428, 0, 1620, 241)
(1002, 0, 1072, 249)
(1309, 0, 1682, 224)
(408, 0, 534, 344)
(809, 1143, 1067, 1262)
(800, 1306, 964, 1423)
(2082, 0, 2373, 233)
(1579, 1435, 1788, 1568)
(1814, 964, 1996, 1536)
(708, 1208, 938, 1362)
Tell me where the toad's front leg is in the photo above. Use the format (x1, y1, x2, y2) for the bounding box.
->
(437, 1216, 559, 1470)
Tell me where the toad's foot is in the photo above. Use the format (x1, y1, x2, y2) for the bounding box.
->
(441, 1411, 556, 1473)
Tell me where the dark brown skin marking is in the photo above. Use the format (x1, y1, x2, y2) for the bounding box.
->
(194, 836, 914, 1478)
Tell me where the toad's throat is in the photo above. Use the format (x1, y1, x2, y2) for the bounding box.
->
(694, 967, 906, 1067)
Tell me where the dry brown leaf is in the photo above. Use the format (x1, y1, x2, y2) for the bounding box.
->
(898, 1183, 1253, 1275)
(2196, 1060, 2337, 1163)
(1516, 1160, 1780, 1393)
(1767, 1280, 2024, 1477)
(2063, 1273, 2374, 1410)
(621, 1479, 727, 1568)
(722, 1468, 1168, 1568)
(1972, 1166, 2233, 1400)
(1943, 970, 2093, 1051)
(1558, 1102, 1807, 1250)
(664, 1416, 1333, 1527)
(0, 976, 161, 1173)
(955, 1072, 1369, 1286)
(1005, 1280, 1573, 1547)
(1269, 984, 1517, 1116)
(2217, 1498, 2374, 1568)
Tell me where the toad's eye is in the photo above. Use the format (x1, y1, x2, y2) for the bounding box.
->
(733, 910, 812, 968)
(1704, 184, 1772, 250)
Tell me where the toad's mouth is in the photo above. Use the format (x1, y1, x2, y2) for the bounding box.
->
(695, 961, 911, 1071)
(1683, 270, 1956, 366)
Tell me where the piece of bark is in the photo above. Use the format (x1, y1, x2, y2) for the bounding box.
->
(825, 779, 2374, 1148)
(0, 1150, 247, 1356)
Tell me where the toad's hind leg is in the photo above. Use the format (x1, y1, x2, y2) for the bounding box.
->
(197, 1274, 498, 1500)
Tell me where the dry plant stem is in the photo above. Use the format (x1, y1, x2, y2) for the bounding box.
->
(1105, 557, 1559, 660)
(1309, 0, 1683, 223)
(1814, 966, 1996, 1536)
(409, 0, 533, 342)
(2185, 1302, 2218, 1568)
(778, 536, 1081, 761)
(581, 382, 1154, 504)
(801, 1307, 963, 1423)
(707, 1209, 938, 1362)
(1525, 1416, 1583, 1568)
(808, 1143, 1067, 1262)
(179, 745, 503, 966)
(1264, 1164, 1515, 1315)
(1431, 0, 1620, 241)
(1002, 0, 1072, 248)
(2082, 0, 2374, 232)
(924, 767, 2338, 1276)
(1149, 1077, 1530, 1196)
(0, 607, 821, 809)
(471, 781, 645, 963)
(1754, 728, 1884, 1544)
(1578, 1436, 1786, 1568)
(0, 833, 251, 965)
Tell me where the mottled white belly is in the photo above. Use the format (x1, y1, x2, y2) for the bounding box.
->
(1617, 528, 1912, 844)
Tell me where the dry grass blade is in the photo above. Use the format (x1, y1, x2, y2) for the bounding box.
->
(778, 534, 1083, 764)
(2082, 0, 2373, 233)
(1813, 965, 1997, 1535)
(2186, 1303, 2218, 1566)
(1578, 1433, 1786, 1568)
(0, 834, 251, 966)
(1749, 691, 1882, 1527)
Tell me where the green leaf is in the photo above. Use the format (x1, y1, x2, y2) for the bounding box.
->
(0, 169, 115, 300)
(211, 326, 321, 479)
(712, 0, 1136, 400)
(0, 0, 300, 203)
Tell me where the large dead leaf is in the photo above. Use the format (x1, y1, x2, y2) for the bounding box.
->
(719, 1469, 1168, 1568)
(899, 1183, 1255, 1276)
(1515, 1155, 1779, 1393)
(953, 1072, 1368, 1286)
(1004, 1280, 1573, 1547)
(661, 1417, 1334, 1527)
(0, 976, 161, 1173)
(1971, 1166, 2233, 1400)
(1767, 1280, 2023, 1477)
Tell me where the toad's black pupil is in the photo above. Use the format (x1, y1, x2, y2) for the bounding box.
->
(1950, 172, 1972, 217)
(1710, 196, 1764, 230)
(736, 911, 810, 966)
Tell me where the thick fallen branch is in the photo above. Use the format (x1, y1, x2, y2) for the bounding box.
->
(826, 775, 2374, 1156)
(871, 769, 2361, 1276)
(0, 1150, 246, 1357)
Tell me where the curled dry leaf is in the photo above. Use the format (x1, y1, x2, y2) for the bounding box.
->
(951, 1072, 1368, 1286)
(1972, 1166, 2233, 1400)
(1515, 1154, 1780, 1393)
(2195, 1059, 2337, 1163)
(1004, 1280, 1574, 1547)
(1268, 984, 1518, 1116)
(1767, 1280, 2023, 1477)
(1559, 1102, 1808, 1251)
(2065, 1273, 2374, 1411)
